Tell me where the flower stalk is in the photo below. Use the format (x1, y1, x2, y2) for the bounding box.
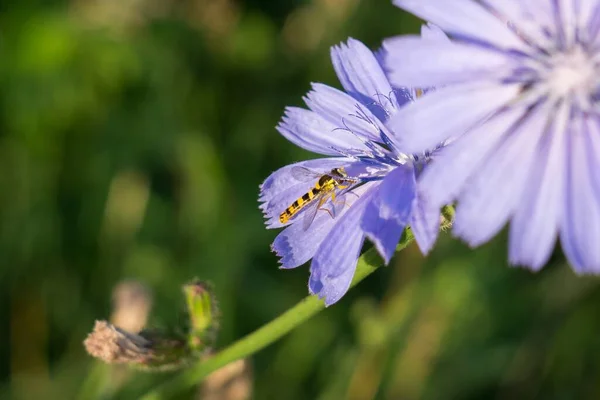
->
(138, 226, 432, 399)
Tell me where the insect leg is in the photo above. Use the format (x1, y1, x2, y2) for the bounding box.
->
(346, 190, 360, 199)
(319, 207, 335, 219)
(302, 196, 324, 231)
(317, 192, 338, 219)
(331, 193, 352, 217)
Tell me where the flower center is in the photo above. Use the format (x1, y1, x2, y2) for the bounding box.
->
(544, 47, 598, 99)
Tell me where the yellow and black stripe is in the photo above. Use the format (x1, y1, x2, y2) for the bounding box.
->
(279, 176, 338, 224)
(278, 168, 354, 225)
(279, 188, 318, 223)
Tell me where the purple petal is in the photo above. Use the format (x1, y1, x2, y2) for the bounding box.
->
(577, 0, 600, 40)
(482, 1, 553, 46)
(361, 197, 404, 265)
(418, 106, 527, 208)
(587, 118, 600, 200)
(480, 0, 523, 19)
(519, 0, 554, 24)
(331, 38, 398, 120)
(420, 23, 451, 43)
(378, 165, 416, 222)
(393, 0, 527, 51)
(361, 166, 415, 263)
(259, 158, 353, 228)
(508, 104, 569, 270)
(557, 0, 577, 47)
(410, 191, 441, 255)
(523, 1, 559, 40)
(384, 36, 511, 88)
(277, 107, 369, 156)
(309, 184, 376, 306)
(578, 0, 600, 27)
(453, 104, 550, 246)
(560, 116, 600, 273)
(272, 207, 339, 269)
(387, 82, 521, 154)
(272, 182, 376, 270)
(304, 83, 385, 143)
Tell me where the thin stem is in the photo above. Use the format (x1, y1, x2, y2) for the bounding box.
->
(139, 233, 414, 400)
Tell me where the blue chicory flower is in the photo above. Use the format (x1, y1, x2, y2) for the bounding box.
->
(384, 0, 600, 272)
(259, 38, 442, 305)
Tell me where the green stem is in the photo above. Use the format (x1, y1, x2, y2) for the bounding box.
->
(139, 233, 415, 400)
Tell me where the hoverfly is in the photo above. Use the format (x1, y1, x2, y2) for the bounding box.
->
(279, 166, 358, 230)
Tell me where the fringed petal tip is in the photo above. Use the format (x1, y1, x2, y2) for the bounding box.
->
(392, 0, 527, 51)
(274, 209, 345, 270)
(258, 196, 283, 229)
(308, 269, 331, 307)
(258, 192, 272, 219)
(307, 272, 346, 308)
(330, 37, 364, 56)
(308, 270, 324, 295)
(420, 23, 451, 43)
(567, 263, 600, 276)
(451, 225, 487, 249)
(270, 242, 289, 270)
(330, 37, 397, 120)
(258, 186, 270, 212)
(271, 227, 317, 270)
(271, 236, 300, 270)
(409, 192, 442, 255)
(364, 232, 394, 265)
(309, 268, 336, 306)
(507, 258, 546, 273)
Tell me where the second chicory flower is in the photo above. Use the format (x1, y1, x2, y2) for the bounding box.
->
(259, 38, 441, 305)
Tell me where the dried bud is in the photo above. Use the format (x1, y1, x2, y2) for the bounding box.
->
(85, 279, 221, 372)
(83, 321, 151, 364)
(84, 321, 188, 371)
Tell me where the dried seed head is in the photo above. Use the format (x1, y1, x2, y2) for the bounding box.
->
(83, 320, 151, 364)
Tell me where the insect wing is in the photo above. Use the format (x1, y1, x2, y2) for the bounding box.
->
(331, 192, 348, 218)
(291, 166, 322, 182)
(302, 194, 325, 231)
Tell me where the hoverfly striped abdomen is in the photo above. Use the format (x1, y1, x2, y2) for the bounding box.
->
(278, 167, 356, 228)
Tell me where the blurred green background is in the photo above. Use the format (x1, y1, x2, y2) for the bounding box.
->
(2, 1, 600, 399)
